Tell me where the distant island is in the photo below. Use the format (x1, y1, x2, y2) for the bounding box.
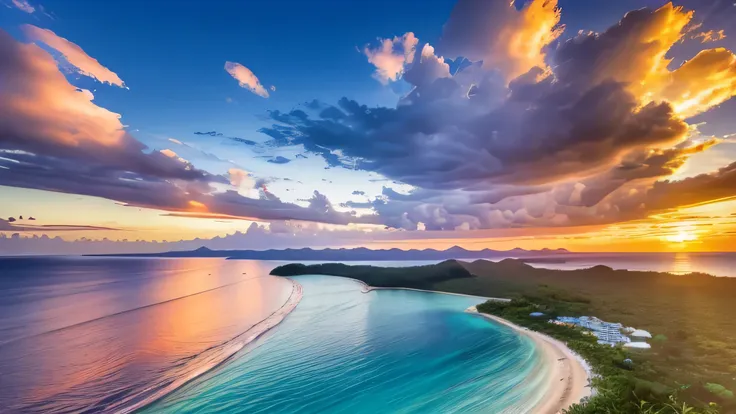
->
(271, 259, 736, 413)
(92, 245, 570, 261)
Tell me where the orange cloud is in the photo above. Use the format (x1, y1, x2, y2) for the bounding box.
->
(22, 25, 126, 88)
(568, 3, 736, 119)
(187, 200, 208, 213)
(664, 47, 736, 118)
(228, 168, 253, 189)
(693, 29, 727, 43)
(224, 61, 269, 98)
(160, 149, 189, 164)
(0, 32, 125, 148)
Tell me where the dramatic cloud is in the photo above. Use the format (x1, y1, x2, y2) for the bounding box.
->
(22, 25, 126, 87)
(612, 161, 736, 215)
(552, 3, 736, 119)
(363, 32, 418, 84)
(256, 1, 736, 230)
(440, 0, 563, 81)
(11, 0, 34, 13)
(224, 61, 269, 98)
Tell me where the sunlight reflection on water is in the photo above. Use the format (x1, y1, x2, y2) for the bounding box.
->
(670, 252, 693, 275)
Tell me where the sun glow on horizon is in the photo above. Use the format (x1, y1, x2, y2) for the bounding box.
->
(663, 224, 699, 244)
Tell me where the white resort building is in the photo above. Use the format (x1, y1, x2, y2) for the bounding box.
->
(551, 316, 649, 348)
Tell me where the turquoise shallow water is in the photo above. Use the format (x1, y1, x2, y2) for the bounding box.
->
(143, 275, 548, 413)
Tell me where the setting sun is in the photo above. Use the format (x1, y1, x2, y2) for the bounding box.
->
(664, 227, 699, 244)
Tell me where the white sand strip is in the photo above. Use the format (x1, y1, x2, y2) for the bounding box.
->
(466, 306, 592, 414)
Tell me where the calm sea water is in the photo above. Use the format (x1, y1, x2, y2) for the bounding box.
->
(0, 257, 294, 412)
(0, 257, 546, 413)
(141, 275, 546, 413)
(522, 252, 736, 277)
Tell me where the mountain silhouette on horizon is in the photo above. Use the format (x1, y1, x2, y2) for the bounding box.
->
(94, 245, 570, 261)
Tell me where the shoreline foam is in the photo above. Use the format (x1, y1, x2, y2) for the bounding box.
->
(120, 278, 303, 414)
(466, 306, 592, 414)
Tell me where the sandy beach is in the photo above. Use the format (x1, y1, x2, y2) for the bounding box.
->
(365, 285, 510, 303)
(466, 306, 592, 414)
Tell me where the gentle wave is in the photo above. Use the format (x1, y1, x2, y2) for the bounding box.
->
(117, 280, 303, 414)
(0, 277, 258, 347)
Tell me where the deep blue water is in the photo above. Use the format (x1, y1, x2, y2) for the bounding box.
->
(141, 275, 546, 413)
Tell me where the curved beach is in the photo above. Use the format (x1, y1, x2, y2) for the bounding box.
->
(355, 276, 591, 413)
(466, 305, 592, 414)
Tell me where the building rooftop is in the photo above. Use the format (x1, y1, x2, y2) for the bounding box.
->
(624, 342, 652, 349)
(631, 329, 652, 338)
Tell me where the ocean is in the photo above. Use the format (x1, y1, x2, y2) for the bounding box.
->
(0, 257, 547, 413)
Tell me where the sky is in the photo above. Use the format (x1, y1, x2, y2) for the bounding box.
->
(1, 0, 736, 254)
